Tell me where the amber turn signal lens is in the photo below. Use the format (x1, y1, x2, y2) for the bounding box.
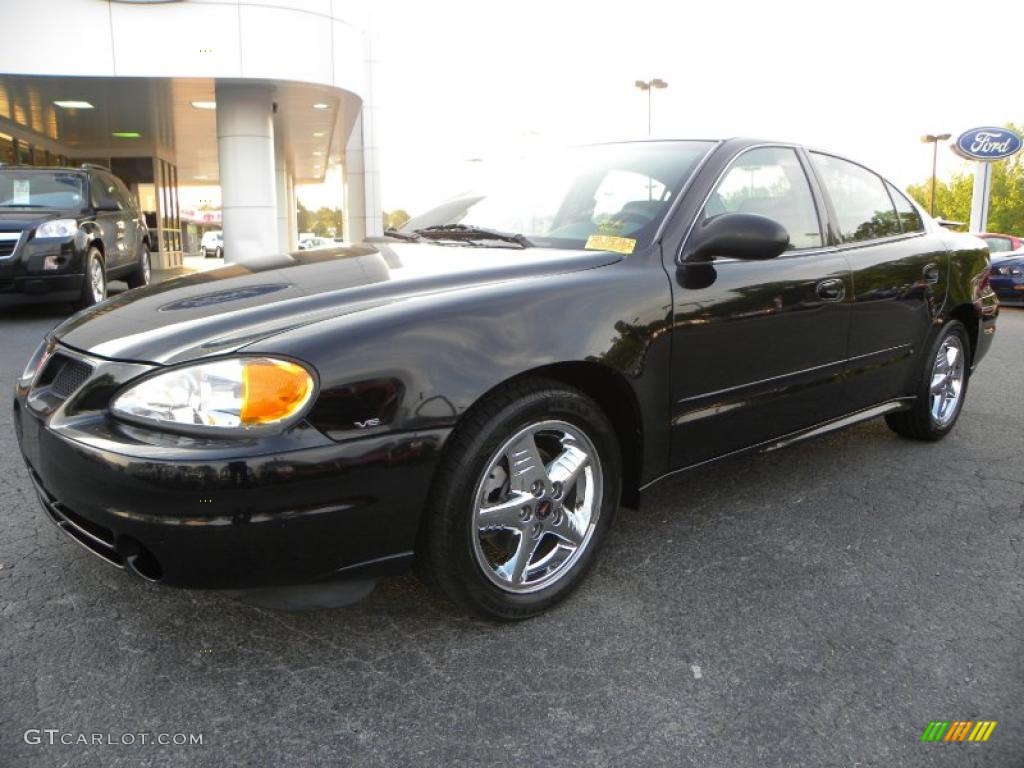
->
(241, 360, 314, 424)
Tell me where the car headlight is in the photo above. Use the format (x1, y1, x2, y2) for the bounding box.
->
(111, 357, 316, 433)
(35, 219, 78, 239)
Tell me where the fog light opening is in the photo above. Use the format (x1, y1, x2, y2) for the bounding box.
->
(117, 535, 164, 582)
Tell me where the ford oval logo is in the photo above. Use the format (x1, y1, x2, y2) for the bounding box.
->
(953, 127, 1023, 161)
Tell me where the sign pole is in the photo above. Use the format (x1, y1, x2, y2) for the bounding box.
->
(968, 161, 992, 233)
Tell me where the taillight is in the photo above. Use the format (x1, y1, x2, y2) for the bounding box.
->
(975, 265, 992, 298)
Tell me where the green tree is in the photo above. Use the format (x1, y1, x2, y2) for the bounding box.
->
(906, 122, 1024, 234)
(384, 209, 411, 229)
(296, 202, 345, 237)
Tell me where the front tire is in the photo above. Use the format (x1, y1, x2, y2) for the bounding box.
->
(76, 248, 107, 310)
(885, 320, 970, 441)
(419, 378, 621, 620)
(215, 246, 223, 260)
(125, 243, 151, 289)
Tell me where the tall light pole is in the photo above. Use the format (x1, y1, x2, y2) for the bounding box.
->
(921, 133, 951, 216)
(635, 78, 668, 136)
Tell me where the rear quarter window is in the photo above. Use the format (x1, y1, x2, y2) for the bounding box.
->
(885, 182, 924, 233)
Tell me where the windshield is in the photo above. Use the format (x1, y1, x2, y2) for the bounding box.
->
(0, 170, 85, 209)
(400, 141, 714, 251)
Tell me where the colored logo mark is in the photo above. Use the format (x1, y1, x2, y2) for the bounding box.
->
(920, 721, 997, 742)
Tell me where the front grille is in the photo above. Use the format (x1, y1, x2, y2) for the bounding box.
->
(36, 353, 94, 398)
(0, 231, 20, 258)
(51, 359, 93, 397)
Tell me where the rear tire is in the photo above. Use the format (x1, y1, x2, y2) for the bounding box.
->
(419, 378, 621, 620)
(885, 320, 970, 441)
(76, 247, 107, 310)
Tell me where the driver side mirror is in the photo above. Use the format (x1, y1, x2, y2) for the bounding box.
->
(683, 212, 789, 262)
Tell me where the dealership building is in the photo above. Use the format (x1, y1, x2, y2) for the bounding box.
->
(0, 0, 382, 268)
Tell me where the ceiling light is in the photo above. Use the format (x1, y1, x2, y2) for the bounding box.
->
(312, 103, 329, 110)
(312, 151, 324, 156)
(54, 100, 94, 109)
(111, 131, 141, 139)
(191, 101, 216, 110)
(193, 175, 210, 180)
(312, 131, 326, 137)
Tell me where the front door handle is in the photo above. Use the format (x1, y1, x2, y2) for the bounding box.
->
(923, 263, 940, 284)
(815, 278, 845, 302)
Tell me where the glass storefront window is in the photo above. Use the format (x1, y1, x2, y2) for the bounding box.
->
(0, 133, 13, 164)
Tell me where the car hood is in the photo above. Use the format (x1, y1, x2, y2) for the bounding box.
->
(54, 242, 623, 365)
(0, 209, 67, 229)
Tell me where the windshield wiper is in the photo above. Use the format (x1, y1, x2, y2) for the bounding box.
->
(413, 224, 533, 248)
(379, 227, 421, 242)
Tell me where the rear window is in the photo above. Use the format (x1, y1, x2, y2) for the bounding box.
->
(0, 171, 85, 209)
(983, 236, 1013, 253)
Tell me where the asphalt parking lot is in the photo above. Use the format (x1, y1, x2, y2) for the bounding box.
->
(1, 299, 1021, 768)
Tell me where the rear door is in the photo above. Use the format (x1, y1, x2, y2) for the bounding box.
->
(109, 174, 142, 267)
(807, 153, 948, 408)
(667, 145, 853, 468)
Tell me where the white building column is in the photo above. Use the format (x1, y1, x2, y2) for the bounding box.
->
(274, 120, 291, 253)
(343, 118, 367, 243)
(286, 172, 297, 249)
(215, 82, 278, 263)
(343, 32, 383, 242)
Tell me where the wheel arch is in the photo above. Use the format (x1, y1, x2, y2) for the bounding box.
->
(447, 360, 645, 509)
(947, 303, 978, 365)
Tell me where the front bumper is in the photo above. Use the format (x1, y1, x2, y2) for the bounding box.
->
(14, 388, 447, 589)
(990, 279, 1024, 306)
(0, 236, 84, 304)
(0, 272, 82, 304)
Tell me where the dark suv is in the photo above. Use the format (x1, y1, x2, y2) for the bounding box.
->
(0, 165, 151, 310)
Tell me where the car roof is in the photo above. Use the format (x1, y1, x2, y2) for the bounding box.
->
(0, 164, 89, 174)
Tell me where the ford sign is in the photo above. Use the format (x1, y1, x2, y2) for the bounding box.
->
(953, 127, 1023, 162)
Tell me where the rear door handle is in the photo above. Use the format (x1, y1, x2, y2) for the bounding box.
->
(923, 263, 940, 284)
(815, 278, 845, 302)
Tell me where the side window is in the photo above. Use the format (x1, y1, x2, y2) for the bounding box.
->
(811, 153, 901, 242)
(885, 182, 924, 233)
(704, 146, 822, 249)
(89, 174, 120, 211)
(111, 177, 135, 211)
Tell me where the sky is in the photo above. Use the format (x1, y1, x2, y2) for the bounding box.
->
(332, 0, 1024, 216)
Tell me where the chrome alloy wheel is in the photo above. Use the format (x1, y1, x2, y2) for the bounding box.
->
(141, 248, 151, 284)
(90, 257, 106, 302)
(471, 420, 603, 594)
(930, 334, 965, 427)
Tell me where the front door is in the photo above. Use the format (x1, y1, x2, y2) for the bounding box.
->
(668, 145, 853, 469)
(91, 172, 133, 270)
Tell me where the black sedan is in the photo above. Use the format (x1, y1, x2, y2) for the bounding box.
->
(14, 139, 998, 619)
